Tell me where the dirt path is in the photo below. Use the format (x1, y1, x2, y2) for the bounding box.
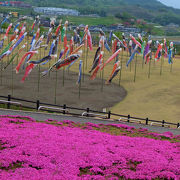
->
(0, 64, 127, 111)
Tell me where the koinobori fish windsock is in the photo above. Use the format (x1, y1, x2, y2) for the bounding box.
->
(101, 48, 122, 70)
(90, 51, 104, 80)
(71, 44, 84, 55)
(16, 51, 38, 73)
(21, 63, 36, 82)
(106, 66, 121, 84)
(155, 43, 163, 61)
(4, 23, 13, 39)
(55, 19, 62, 37)
(112, 34, 125, 48)
(87, 30, 93, 51)
(4, 43, 27, 69)
(28, 55, 52, 65)
(164, 38, 168, 58)
(130, 34, 142, 49)
(143, 40, 152, 59)
(55, 53, 81, 69)
(106, 60, 120, 84)
(89, 51, 104, 73)
(126, 45, 138, 67)
(11, 32, 27, 53)
(42, 51, 82, 76)
(108, 31, 113, 43)
(77, 60, 83, 84)
(168, 42, 174, 64)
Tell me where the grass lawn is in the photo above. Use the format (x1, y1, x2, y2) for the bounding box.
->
(1, 33, 180, 124)
(69, 47, 180, 124)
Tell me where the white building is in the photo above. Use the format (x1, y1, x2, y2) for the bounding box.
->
(34, 7, 79, 16)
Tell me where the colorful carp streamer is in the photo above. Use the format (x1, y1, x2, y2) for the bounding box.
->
(16, 51, 38, 73)
(126, 45, 138, 67)
(1, 13, 10, 26)
(89, 51, 104, 73)
(106, 60, 120, 83)
(42, 52, 82, 76)
(11, 32, 27, 52)
(55, 53, 81, 69)
(90, 51, 103, 80)
(155, 43, 163, 61)
(4, 43, 27, 70)
(55, 19, 62, 37)
(21, 63, 36, 82)
(143, 40, 152, 59)
(87, 30, 93, 51)
(108, 30, 113, 43)
(112, 34, 125, 48)
(122, 33, 127, 50)
(164, 38, 168, 58)
(77, 60, 83, 84)
(130, 34, 142, 49)
(101, 48, 122, 70)
(168, 42, 174, 64)
(29, 55, 52, 65)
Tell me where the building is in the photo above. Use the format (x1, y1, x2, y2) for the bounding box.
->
(34, 7, 80, 16)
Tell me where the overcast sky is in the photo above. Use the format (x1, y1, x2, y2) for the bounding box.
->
(158, 0, 180, 9)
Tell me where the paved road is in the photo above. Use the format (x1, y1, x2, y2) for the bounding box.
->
(0, 108, 180, 135)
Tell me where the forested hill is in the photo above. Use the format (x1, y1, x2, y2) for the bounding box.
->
(16, 0, 180, 25)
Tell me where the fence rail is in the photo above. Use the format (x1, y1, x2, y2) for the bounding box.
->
(0, 94, 179, 129)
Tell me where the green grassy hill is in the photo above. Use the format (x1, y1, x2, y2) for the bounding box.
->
(3, 0, 180, 26)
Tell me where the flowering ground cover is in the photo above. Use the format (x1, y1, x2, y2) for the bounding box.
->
(0, 115, 180, 179)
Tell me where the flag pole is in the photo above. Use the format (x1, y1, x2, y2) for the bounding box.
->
(134, 52, 138, 82)
(148, 57, 151, 79)
(54, 70, 58, 104)
(119, 48, 123, 86)
(160, 54, 163, 76)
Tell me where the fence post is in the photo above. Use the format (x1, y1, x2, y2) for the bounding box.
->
(127, 115, 130, 122)
(36, 100, 40, 110)
(162, 120, 165, 127)
(177, 123, 180, 128)
(146, 118, 149, 125)
(108, 111, 111, 119)
(86, 108, 89, 117)
(7, 95, 11, 109)
(63, 104, 66, 114)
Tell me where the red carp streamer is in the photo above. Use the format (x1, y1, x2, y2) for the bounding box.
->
(16, 51, 38, 73)
(101, 48, 122, 71)
(21, 63, 36, 82)
(90, 51, 104, 80)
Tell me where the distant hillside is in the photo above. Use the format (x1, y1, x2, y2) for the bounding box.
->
(8, 0, 180, 25)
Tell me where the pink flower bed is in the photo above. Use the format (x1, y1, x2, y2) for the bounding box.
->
(0, 116, 180, 179)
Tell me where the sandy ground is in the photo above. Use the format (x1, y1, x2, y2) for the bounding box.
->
(0, 63, 127, 111)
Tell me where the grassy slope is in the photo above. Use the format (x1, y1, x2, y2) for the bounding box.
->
(1, 32, 180, 124)
(15, 0, 180, 25)
(60, 16, 122, 26)
(68, 47, 180, 124)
